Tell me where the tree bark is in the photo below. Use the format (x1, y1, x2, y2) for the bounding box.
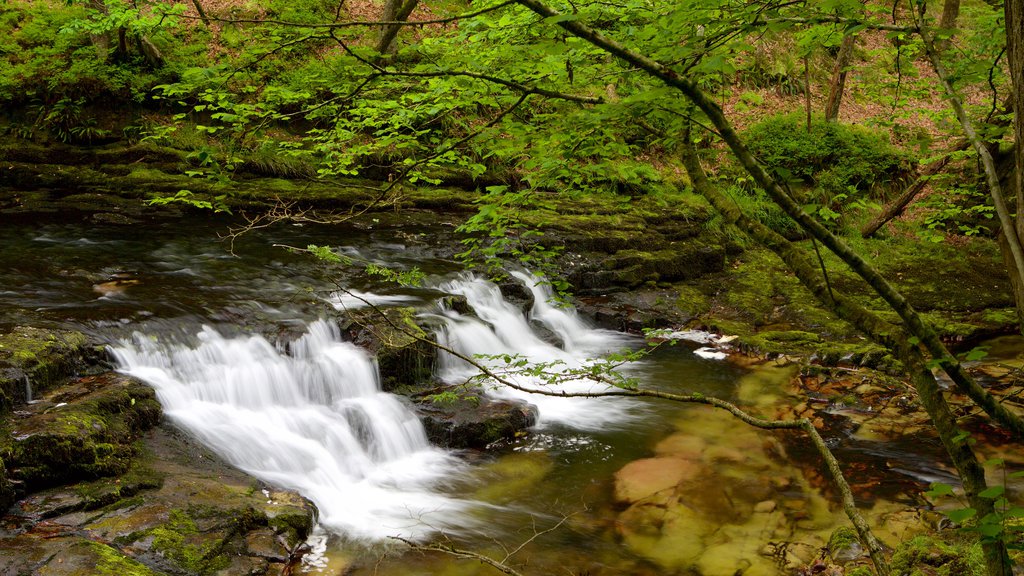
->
(376, 0, 420, 55)
(936, 0, 961, 51)
(1007, 0, 1024, 332)
(824, 34, 855, 121)
(190, 0, 211, 27)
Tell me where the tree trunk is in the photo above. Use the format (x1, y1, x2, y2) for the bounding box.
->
(680, 136, 1008, 576)
(936, 0, 961, 51)
(1007, 0, 1024, 332)
(376, 0, 420, 56)
(824, 34, 855, 121)
(860, 145, 960, 237)
(918, 11, 1024, 335)
(190, 0, 211, 27)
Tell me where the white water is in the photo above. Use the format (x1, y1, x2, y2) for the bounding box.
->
(433, 272, 639, 430)
(110, 320, 469, 541)
(110, 274, 639, 543)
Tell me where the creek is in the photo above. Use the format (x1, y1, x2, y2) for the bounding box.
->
(0, 211, 975, 575)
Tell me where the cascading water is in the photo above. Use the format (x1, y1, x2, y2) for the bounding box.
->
(110, 319, 470, 541)
(433, 272, 640, 430)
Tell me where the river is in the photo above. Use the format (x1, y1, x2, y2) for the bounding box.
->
(0, 210, 980, 575)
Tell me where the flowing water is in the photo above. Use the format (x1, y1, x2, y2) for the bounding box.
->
(0, 212, 974, 574)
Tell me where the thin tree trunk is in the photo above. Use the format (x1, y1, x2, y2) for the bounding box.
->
(825, 34, 855, 121)
(936, 0, 961, 51)
(804, 55, 812, 131)
(190, 0, 211, 27)
(1006, 0, 1024, 332)
(511, 0, 1024, 440)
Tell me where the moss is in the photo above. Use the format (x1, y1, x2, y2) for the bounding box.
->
(889, 535, 986, 576)
(0, 326, 90, 403)
(87, 541, 167, 576)
(827, 526, 859, 553)
(150, 509, 229, 575)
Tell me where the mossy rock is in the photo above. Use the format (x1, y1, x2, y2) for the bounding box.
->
(1, 372, 161, 493)
(347, 307, 435, 391)
(889, 534, 986, 576)
(0, 326, 92, 408)
(0, 456, 13, 513)
(415, 393, 538, 449)
(606, 244, 726, 287)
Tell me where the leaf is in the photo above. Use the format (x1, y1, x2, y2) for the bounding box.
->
(978, 486, 1005, 499)
(946, 508, 977, 524)
(926, 483, 954, 498)
(543, 13, 578, 24)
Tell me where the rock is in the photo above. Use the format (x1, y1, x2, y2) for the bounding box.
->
(1, 372, 161, 492)
(0, 457, 13, 513)
(613, 457, 702, 504)
(346, 308, 435, 392)
(0, 326, 95, 409)
(0, 422, 316, 576)
(416, 393, 538, 449)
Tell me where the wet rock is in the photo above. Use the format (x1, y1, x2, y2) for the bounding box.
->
(346, 307, 435, 391)
(577, 290, 697, 332)
(0, 423, 316, 576)
(415, 393, 538, 449)
(0, 457, 13, 513)
(2, 372, 161, 492)
(0, 326, 95, 409)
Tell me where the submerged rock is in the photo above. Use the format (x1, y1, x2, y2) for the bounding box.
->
(415, 392, 538, 449)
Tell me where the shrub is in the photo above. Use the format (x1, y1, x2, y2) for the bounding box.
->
(742, 112, 915, 200)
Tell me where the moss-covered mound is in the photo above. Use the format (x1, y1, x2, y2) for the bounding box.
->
(0, 326, 92, 410)
(1, 372, 161, 492)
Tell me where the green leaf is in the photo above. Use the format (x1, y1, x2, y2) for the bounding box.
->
(926, 483, 954, 498)
(946, 508, 977, 524)
(978, 486, 1005, 499)
(543, 13, 578, 24)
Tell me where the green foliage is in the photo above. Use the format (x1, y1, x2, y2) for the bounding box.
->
(742, 112, 914, 202)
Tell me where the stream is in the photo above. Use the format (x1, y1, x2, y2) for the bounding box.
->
(0, 211, 984, 575)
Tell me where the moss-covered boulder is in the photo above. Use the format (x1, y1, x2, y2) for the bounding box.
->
(415, 393, 538, 449)
(1, 372, 161, 493)
(0, 326, 93, 410)
(347, 307, 435, 391)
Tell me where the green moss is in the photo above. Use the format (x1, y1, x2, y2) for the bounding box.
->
(827, 526, 859, 553)
(87, 541, 167, 576)
(150, 509, 229, 575)
(890, 535, 985, 576)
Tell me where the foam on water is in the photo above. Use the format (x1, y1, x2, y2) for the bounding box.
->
(433, 272, 639, 430)
(111, 320, 469, 541)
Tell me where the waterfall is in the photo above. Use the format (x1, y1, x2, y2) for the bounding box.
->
(433, 272, 639, 430)
(110, 320, 469, 541)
